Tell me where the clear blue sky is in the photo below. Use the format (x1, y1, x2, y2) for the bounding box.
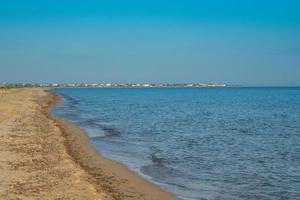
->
(0, 0, 299, 86)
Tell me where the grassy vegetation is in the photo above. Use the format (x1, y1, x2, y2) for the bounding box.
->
(0, 84, 10, 89)
(0, 84, 40, 89)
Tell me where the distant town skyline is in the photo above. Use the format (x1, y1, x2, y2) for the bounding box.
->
(0, 0, 300, 86)
(3, 82, 228, 88)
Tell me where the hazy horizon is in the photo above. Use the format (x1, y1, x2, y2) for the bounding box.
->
(1, 0, 299, 86)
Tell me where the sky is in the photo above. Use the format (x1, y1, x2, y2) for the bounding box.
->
(0, 0, 299, 86)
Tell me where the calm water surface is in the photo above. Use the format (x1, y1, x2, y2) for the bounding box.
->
(50, 88, 300, 200)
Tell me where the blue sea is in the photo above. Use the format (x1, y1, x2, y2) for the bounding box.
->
(50, 87, 300, 200)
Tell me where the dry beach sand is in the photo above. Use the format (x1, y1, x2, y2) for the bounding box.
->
(0, 88, 177, 200)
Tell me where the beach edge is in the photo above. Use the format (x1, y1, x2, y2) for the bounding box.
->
(42, 88, 178, 200)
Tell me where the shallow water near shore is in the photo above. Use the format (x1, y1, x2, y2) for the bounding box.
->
(50, 87, 300, 200)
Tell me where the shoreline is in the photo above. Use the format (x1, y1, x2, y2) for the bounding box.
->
(0, 88, 177, 200)
(45, 89, 178, 200)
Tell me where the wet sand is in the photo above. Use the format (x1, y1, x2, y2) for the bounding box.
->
(0, 88, 177, 200)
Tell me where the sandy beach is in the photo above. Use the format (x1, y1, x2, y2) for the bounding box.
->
(0, 88, 177, 200)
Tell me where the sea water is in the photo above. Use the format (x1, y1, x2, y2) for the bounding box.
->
(50, 87, 300, 200)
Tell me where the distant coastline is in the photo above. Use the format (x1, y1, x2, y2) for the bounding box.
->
(2, 83, 300, 89)
(1, 82, 228, 88)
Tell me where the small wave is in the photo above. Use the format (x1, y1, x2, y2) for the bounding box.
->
(59, 93, 80, 107)
(79, 122, 122, 141)
(150, 152, 164, 165)
(64, 112, 79, 118)
(141, 163, 185, 183)
(87, 125, 121, 140)
(101, 126, 121, 137)
(86, 129, 106, 138)
(78, 118, 100, 127)
(165, 181, 188, 189)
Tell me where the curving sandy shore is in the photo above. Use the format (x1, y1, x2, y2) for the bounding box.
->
(0, 88, 177, 200)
